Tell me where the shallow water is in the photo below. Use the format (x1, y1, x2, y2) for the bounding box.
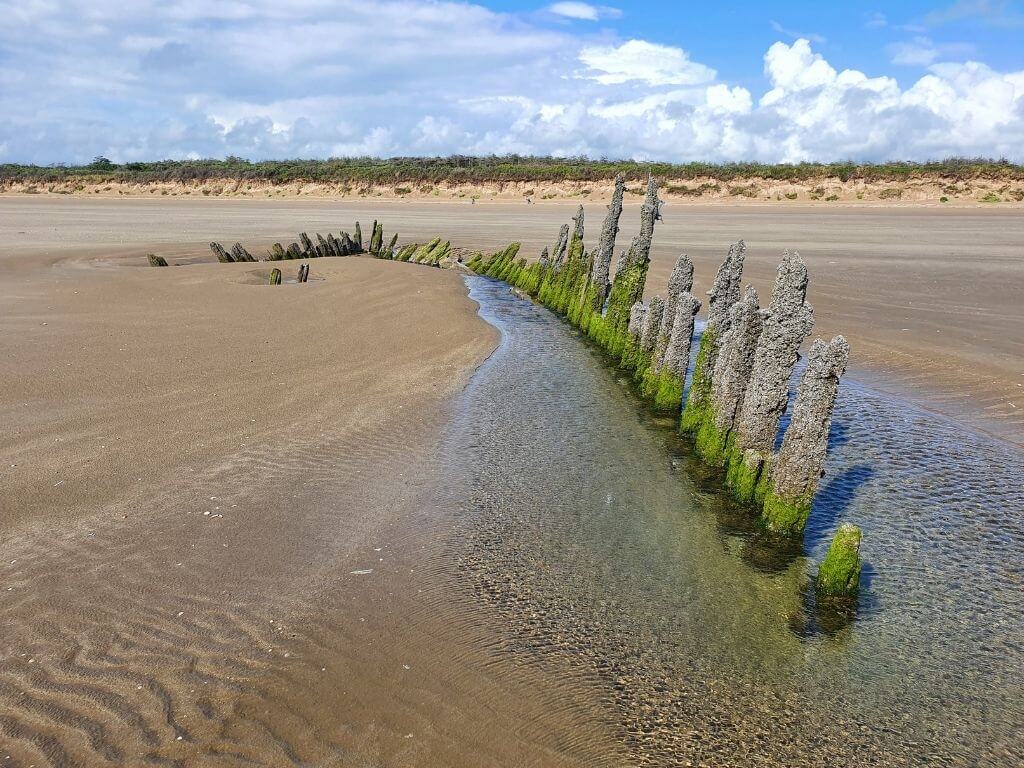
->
(442, 275, 1024, 766)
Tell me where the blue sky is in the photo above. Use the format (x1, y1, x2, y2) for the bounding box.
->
(1, 0, 1023, 163)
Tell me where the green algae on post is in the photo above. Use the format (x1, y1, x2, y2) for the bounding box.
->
(210, 242, 234, 263)
(147, 253, 168, 267)
(727, 251, 814, 504)
(762, 335, 851, 534)
(695, 286, 762, 466)
(680, 242, 745, 434)
(269, 267, 282, 285)
(816, 523, 862, 596)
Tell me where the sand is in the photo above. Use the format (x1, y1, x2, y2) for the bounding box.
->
(0, 195, 1021, 763)
(0, 210, 628, 764)
(4, 195, 1020, 444)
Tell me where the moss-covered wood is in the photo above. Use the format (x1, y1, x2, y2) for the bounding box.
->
(816, 524, 862, 596)
(147, 254, 168, 267)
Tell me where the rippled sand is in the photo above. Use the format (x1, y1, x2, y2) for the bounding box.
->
(0, 246, 622, 763)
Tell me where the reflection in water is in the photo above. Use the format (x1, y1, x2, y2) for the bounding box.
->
(443, 276, 1024, 766)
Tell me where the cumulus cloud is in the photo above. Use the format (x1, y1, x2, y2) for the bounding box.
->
(0, 1, 1022, 164)
(579, 40, 716, 86)
(548, 2, 621, 21)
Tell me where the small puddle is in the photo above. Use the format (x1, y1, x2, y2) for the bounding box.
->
(439, 275, 1024, 766)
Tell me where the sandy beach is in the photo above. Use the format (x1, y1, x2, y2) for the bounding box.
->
(4, 195, 1021, 444)
(1, 195, 1022, 764)
(0, 212, 626, 764)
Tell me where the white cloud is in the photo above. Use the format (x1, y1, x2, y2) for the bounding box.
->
(889, 36, 976, 66)
(865, 12, 888, 29)
(579, 40, 716, 86)
(769, 20, 827, 45)
(0, 4, 1022, 164)
(548, 2, 620, 21)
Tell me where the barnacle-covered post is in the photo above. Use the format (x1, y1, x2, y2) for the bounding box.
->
(590, 174, 625, 303)
(370, 221, 383, 255)
(384, 232, 398, 258)
(727, 251, 814, 505)
(762, 335, 850, 533)
(598, 177, 659, 357)
(624, 295, 663, 372)
(652, 293, 701, 410)
(680, 241, 745, 433)
(816, 523, 862, 598)
(210, 242, 234, 263)
(641, 254, 694, 398)
(694, 287, 763, 465)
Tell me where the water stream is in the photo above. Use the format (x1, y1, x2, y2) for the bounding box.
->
(441, 275, 1024, 766)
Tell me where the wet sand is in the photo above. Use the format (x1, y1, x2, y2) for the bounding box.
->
(3, 196, 1021, 444)
(0, 228, 622, 763)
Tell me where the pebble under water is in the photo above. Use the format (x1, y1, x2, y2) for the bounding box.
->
(441, 275, 1024, 767)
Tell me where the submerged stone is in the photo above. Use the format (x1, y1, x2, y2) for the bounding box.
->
(815, 523, 862, 596)
(762, 335, 851, 534)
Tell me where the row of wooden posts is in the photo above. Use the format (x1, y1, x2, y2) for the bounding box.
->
(466, 176, 862, 600)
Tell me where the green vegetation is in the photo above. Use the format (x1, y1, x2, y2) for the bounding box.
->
(979, 192, 1002, 202)
(816, 524, 863, 596)
(3, 156, 1023, 188)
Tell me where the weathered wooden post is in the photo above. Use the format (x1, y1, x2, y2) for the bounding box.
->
(680, 241, 745, 433)
(695, 286, 763, 465)
(590, 174, 625, 303)
(816, 523, 862, 597)
(652, 293, 701, 410)
(727, 252, 814, 504)
(269, 268, 282, 285)
(147, 254, 168, 267)
(269, 243, 286, 261)
(354, 221, 363, 251)
(762, 335, 850, 533)
(231, 243, 255, 262)
(597, 177, 659, 356)
(210, 242, 234, 262)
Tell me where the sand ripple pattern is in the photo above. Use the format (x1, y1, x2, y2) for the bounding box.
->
(0, 412, 450, 766)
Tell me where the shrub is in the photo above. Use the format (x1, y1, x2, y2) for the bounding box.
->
(980, 192, 1001, 202)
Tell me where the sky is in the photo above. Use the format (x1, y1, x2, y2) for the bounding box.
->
(1, 0, 1023, 164)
